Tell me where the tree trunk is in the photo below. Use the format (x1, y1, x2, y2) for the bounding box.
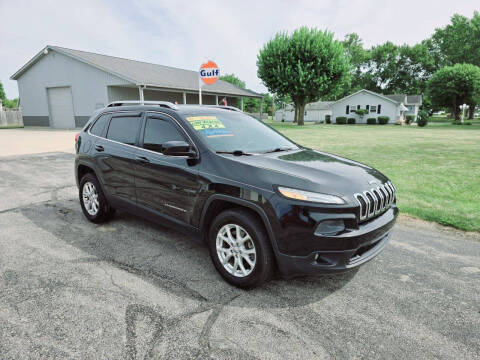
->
(453, 106, 460, 121)
(293, 106, 298, 123)
(297, 103, 305, 126)
(468, 103, 475, 120)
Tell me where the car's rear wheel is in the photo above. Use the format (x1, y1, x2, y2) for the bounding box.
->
(208, 208, 275, 288)
(79, 173, 115, 223)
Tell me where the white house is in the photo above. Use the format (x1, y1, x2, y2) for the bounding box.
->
(275, 101, 333, 122)
(274, 90, 422, 124)
(330, 89, 422, 124)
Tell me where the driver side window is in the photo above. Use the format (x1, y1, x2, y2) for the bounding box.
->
(143, 117, 186, 153)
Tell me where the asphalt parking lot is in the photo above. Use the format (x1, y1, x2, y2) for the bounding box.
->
(0, 133, 479, 359)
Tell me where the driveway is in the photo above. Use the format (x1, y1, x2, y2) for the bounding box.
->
(0, 150, 479, 359)
(0, 128, 77, 157)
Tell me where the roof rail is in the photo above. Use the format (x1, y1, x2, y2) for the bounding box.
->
(204, 105, 242, 112)
(106, 100, 178, 110)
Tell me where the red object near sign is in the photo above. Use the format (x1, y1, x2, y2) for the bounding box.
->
(200, 61, 219, 85)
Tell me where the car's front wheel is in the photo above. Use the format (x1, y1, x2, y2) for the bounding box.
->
(208, 208, 275, 288)
(79, 173, 115, 223)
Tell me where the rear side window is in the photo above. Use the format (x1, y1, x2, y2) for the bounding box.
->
(143, 117, 186, 153)
(89, 114, 109, 136)
(106, 116, 142, 145)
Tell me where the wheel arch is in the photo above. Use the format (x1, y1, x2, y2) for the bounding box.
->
(199, 194, 280, 257)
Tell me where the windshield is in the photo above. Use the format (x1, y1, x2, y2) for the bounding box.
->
(183, 111, 298, 153)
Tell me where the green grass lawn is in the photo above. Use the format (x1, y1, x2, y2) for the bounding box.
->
(428, 116, 480, 124)
(268, 121, 480, 232)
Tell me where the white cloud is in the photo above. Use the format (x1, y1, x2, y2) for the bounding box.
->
(1, 0, 478, 98)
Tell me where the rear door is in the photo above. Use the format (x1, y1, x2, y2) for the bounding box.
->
(92, 112, 143, 205)
(134, 113, 201, 224)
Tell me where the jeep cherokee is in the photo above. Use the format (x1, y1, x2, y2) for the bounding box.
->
(75, 101, 398, 288)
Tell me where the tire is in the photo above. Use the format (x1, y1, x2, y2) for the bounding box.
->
(208, 208, 275, 288)
(79, 172, 115, 223)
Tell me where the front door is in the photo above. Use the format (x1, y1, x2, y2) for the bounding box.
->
(93, 112, 143, 205)
(134, 113, 201, 224)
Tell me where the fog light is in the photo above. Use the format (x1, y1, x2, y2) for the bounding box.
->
(315, 219, 345, 236)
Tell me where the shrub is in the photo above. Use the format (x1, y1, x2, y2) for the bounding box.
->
(452, 120, 472, 125)
(417, 110, 428, 127)
(325, 115, 331, 124)
(378, 116, 389, 125)
(336, 116, 347, 124)
(367, 118, 377, 125)
(347, 117, 356, 124)
(405, 115, 415, 124)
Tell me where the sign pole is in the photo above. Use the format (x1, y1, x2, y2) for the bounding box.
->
(199, 75, 202, 105)
(199, 60, 219, 106)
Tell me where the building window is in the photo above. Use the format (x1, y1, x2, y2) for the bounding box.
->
(357, 105, 360, 110)
(366, 105, 370, 111)
(346, 105, 349, 114)
(378, 104, 382, 114)
(370, 105, 377, 113)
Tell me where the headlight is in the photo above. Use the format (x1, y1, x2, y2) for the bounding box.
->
(277, 187, 345, 204)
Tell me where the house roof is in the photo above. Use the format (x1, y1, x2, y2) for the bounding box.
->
(10, 45, 262, 98)
(386, 94, 423, 105)
(386, 94, 407, 103)
(406, 95, 422, 105)
(332, 89, 401, 105)
(306, 101, 334, 110)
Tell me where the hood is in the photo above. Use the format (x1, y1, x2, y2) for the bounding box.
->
(225, 149, 389, 201)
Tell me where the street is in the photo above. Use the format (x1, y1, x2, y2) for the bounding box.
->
(0, 149, 479, 359)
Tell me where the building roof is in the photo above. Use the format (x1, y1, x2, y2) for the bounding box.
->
(386, 94, 422, 105)
(10, 45, 262, 98)
(332, 89, 401, 105)
(306, 101, 334, 110)
(406, 95, 422, 105)
(385, 94, 407, 103)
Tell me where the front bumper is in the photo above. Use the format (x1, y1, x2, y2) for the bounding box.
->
(275, 207, 398, 278)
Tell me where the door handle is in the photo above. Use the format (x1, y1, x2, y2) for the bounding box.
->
(136, 155, 150, 164)
(94, 145, 104, 152)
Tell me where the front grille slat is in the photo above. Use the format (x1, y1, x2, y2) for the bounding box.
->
(354, 181, 396, 223)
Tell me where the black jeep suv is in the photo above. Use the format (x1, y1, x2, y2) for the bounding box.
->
(75, 101, 398, 288)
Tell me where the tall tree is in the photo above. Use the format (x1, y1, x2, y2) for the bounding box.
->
(219, 73, 246, 89)
(340, 33, 368, 95)
(432, 11, 480, 118)
(257, 27, 350, 125)
(0, 81, 6, 103)
(427, 64, 480, 120)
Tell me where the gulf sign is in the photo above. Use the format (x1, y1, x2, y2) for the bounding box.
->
(200, 61, 219, 85)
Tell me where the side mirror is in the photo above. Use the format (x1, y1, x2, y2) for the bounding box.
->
(162, 141, 196, 157)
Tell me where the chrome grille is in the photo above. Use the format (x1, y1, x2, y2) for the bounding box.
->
(354, 181, 396, 222)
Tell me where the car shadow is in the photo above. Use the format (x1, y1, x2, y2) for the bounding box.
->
(21, 198, 359, 309)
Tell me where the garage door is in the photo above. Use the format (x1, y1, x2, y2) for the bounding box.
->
(47, 87, 75, 129)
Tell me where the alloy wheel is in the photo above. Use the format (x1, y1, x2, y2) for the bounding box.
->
(216, 224, 257, 277)
(82, 181, 99, 216)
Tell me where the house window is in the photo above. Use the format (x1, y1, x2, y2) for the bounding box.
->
(346, 105, 349, 114)
(378, 104, 382, 114)
(366, 105, 370, 111)
(357, 105, 360, 110)
(370, 105, 376, 113)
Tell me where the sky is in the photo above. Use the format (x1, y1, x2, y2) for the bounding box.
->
(1, 0, 478, 98)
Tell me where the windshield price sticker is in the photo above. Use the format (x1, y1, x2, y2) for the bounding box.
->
(186, 116, 225, 130)
(202, 128, 233, 138)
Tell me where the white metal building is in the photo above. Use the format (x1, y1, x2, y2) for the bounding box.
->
(275, 101, 333, 122)
(10, 46, 262, 128)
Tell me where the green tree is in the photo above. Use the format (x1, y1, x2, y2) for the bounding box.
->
(219, 73, 246, 89)
(426, 64, 480, 120)
(432, 11, 480, 118)
(257, 27, 350, 125)
(0, 81, 6, 103)
(340, 33, 367, 95)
